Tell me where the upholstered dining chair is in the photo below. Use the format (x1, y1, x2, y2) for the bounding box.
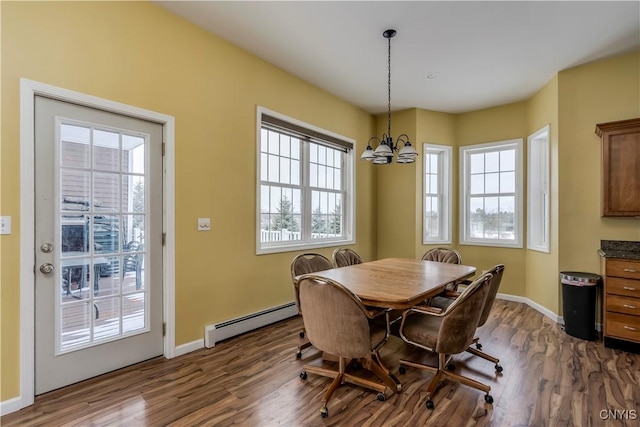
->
(297, 275, 398, 418)
(420, 247, 464, 290)
(290, 253, 334, 359)
(430, 264, 505, 372)
(398, 272, 493, 410)
(332, 247, 363, 268)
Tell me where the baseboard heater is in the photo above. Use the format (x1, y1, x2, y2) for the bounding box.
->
(204, 302, 298, 348)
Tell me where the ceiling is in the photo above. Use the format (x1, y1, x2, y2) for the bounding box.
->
(155, 1, 640, 114)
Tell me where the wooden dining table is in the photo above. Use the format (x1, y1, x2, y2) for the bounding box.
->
(307, 257, 477, 309)
(296, 257, 477, 394)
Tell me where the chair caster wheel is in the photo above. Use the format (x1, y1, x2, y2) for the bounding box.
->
(299, 331, 305, 338)
(376, 392, 386, 401)
(446, 363, 456, 371)
(426, 400, 434, 410)
(398, 366, 406, 374)
(476, 343, 483, 350)
(299, 371, 307, 380)
(485, 394, 494, 404)
(296, 351, 302, 359)
(495, 364, 503, 372)
(320, 406, 328, 418)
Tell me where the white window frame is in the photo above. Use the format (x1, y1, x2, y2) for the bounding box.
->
(256, 106, 355, 254)
(423, 144, 452, 244)
(460, 138, 523, 248)
(527, 125, 550, 253)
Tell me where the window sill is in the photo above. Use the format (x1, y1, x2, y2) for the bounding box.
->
(256, 237, 355, 255)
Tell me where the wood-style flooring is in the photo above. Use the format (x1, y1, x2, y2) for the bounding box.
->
(3, 300, 640, 426)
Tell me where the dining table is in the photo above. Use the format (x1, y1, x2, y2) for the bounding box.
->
(295, 257, 478, 394)
(307, 257, 477, 309)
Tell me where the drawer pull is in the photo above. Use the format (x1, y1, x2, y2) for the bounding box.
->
(623, 268, 638, 273)
(623, 304, 637, 309)
(623, 326, 638, 331)
(623, 286, 638, 291)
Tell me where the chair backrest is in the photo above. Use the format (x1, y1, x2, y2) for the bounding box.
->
(421, 247, 462, 264)
(297, 275, 373, 359)
(436, 272, 492, 355)
(477, 264, 505, 328)
(290, 253, 333, 314)
(332, 248, 363, 268)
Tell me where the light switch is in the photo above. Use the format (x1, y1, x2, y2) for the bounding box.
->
(0, 216, 11, 235)
(198, 218, 211, 231)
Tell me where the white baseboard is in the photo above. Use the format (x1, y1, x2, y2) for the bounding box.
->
(497, 292, 602, 331)
(175, 339, 204, 357)
(497, 292, 562, 323)
(0, 396, 24, 417)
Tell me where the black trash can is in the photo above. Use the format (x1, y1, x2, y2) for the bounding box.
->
(560, 272, 601, 340)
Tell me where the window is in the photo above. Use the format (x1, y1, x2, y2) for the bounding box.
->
(527, 126, 550, 252)
(460, 139, 523, 248)
(256, 107, 354, 254)
(423, 144, 452, 244)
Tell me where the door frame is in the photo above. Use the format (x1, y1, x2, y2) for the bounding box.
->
(18, 79, 176, 409)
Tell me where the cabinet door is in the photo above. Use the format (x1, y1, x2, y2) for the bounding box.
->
(597, 119, 640, 216)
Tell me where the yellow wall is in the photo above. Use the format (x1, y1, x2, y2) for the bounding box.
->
(454, 102, 528, 297)
(0, 1, 376, 400)
(525, 75, 560, 313)
(557, 52, 640, 272)
(375, 109, 417, 259)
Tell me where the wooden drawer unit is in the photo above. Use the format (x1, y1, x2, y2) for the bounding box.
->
(606, 259, 640, 280)
(605, 312, 640, 342)
(603, 257, 640, 346)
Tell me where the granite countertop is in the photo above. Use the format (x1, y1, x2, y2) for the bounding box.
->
(599, 240, 640, 260)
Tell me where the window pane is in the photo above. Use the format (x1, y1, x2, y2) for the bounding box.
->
(291, 138, 300, 160)
(470, 174, 484, 194)
(334, 169, 341, 190)
(500, 171, 515, 193)
(268, 154, 279, 182)
(261, 129, 268, 153)
(430, 154, 438, 173)
(268, 131, 279, 155)
(291, 160, 300, 185)
(260, 153, 268, 181)
(430, 174, 438, 194)
(469, 197, 484, 238)
(485, 151, 499, 173)
(318, 165, 327, 188)
(310, 143, 317, 163)
(279, 157, 290, 184)
(280, 135, 290, 158)
(500, 149, 516, 171)
(485, 173, 499, 194)
(93, 130, 120, 172)
(470, 153, 484, 174)
(310, 163, 317, 187)
(122, 135, 145, 174)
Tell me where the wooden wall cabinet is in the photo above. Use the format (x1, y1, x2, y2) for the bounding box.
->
(595, 118, 640, 217)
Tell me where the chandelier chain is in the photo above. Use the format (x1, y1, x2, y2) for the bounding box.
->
(387, 35, 392, 138)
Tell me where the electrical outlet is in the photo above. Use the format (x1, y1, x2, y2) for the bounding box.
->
(0, 216, 11, 235)
(198, 218, 211, 231)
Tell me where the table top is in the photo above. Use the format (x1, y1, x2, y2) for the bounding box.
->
(303, 258, 477, 309)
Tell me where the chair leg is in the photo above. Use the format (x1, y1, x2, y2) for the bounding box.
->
(465, 346, 503, 372)
(296, 340, 313, 358)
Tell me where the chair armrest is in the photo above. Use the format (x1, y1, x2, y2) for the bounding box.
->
(412, 305, 443, 315)
(441, 290, 461, 299)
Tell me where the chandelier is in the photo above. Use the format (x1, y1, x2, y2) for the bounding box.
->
(360, 29, 418, 164)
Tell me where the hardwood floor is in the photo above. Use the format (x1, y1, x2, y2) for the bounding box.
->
(3, 300, 640, 426)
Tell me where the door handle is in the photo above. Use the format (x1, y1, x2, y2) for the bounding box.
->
(40, 263, 54, 274)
